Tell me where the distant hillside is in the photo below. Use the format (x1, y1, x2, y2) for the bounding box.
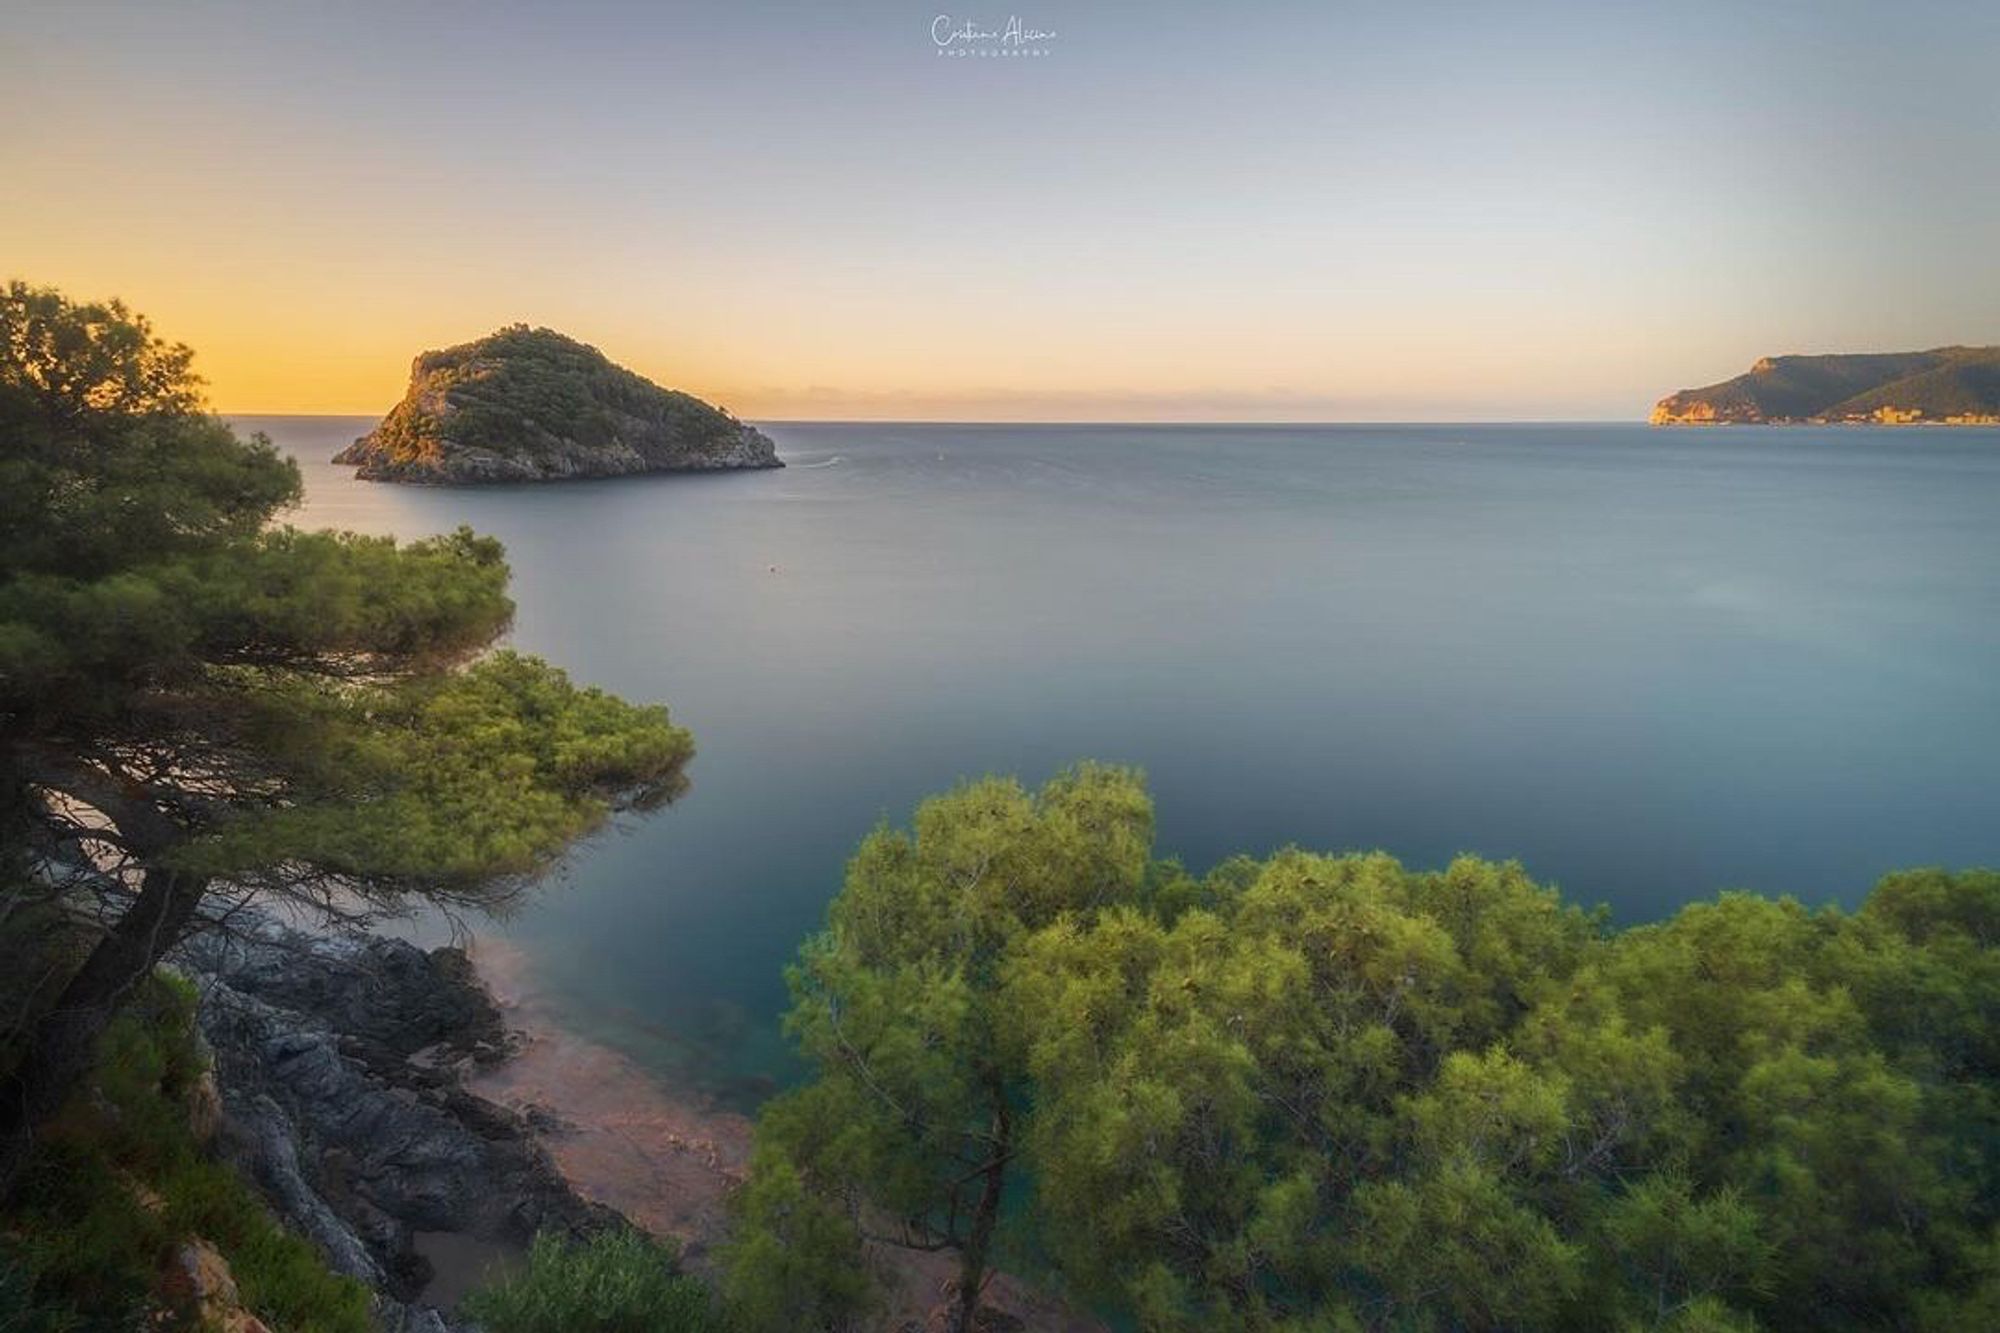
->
(335, 325, 781, 483)
(1651, 347, 2000, 425)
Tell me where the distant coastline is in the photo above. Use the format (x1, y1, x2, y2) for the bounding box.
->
(1652, 347, 2000, 426)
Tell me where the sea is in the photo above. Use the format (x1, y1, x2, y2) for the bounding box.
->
(245, 417, 2000, 1101)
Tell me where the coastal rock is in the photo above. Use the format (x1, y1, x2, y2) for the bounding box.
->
(177, 916, 618, 1329)
(186, 1037, 225, 1147)
(922, 1293, 1027, 1332)
(1648, 392, 1753, 425)
(159, 1239, 274, 1333)
(333, 325, 782, 483)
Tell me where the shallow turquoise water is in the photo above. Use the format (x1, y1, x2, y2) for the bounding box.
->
(249, 418, 2000, 1101)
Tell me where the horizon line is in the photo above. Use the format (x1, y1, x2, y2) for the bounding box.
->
(222, 411, 1651, 428)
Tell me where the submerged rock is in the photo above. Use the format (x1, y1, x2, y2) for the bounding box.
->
(334, 325, 782, 483)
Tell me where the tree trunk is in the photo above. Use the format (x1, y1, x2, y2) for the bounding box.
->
(952, 1088, 1012, 1333)
(0, 864, 208, 1199)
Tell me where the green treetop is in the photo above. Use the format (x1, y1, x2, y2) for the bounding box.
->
(723, 764, 1155, 1332)
(729, 771, 2000, 1333)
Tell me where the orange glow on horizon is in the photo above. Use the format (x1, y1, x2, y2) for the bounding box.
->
(13, 259, 1682, 424)
(7, 2, 1997, 424)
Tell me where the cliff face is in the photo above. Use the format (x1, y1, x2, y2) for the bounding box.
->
(1651, 347, 2000, 425)
(334, 325, 782, 482)
(1649, 388, 1759, 425)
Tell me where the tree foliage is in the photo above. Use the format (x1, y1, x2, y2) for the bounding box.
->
(730, 770, 2000, 1332)
(725, 765, 1154, 1331)
(0, 282, 693, 1191)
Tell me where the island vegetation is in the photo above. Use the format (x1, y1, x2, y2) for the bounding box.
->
(1651, 347, 2000, 424)
(4, 286, 1997, 1333)
(334, 325, 782, 483)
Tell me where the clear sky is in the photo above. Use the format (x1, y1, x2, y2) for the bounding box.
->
(4, 0, 1997, 419)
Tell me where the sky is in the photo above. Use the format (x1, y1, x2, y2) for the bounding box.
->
(4, 0, 1998, 420)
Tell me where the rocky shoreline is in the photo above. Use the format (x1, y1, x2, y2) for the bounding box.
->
(177, 916, 619, 1332)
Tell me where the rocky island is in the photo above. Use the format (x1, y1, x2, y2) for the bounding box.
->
(334, 326, 782, 482)
(1651, 345, 2000, 425)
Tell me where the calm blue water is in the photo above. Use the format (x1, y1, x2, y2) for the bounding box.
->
(247, 418, 2000, 1099)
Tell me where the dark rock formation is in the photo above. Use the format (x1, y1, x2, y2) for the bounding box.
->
(334, 325, 783, 483)
(177, 916, 619, 1330)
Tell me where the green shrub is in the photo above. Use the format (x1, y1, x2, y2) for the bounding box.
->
(155, 1156, 372, 1333)
(5, 1144, 161, 1327)
(3, 973, 372, 1333)
(460, 1229, 718, 1333)
(0, 1245, 86, 1333)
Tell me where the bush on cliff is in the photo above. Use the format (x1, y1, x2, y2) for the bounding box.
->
(460, 1228, 719, 1333)
(1, 972, 372, 1332)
